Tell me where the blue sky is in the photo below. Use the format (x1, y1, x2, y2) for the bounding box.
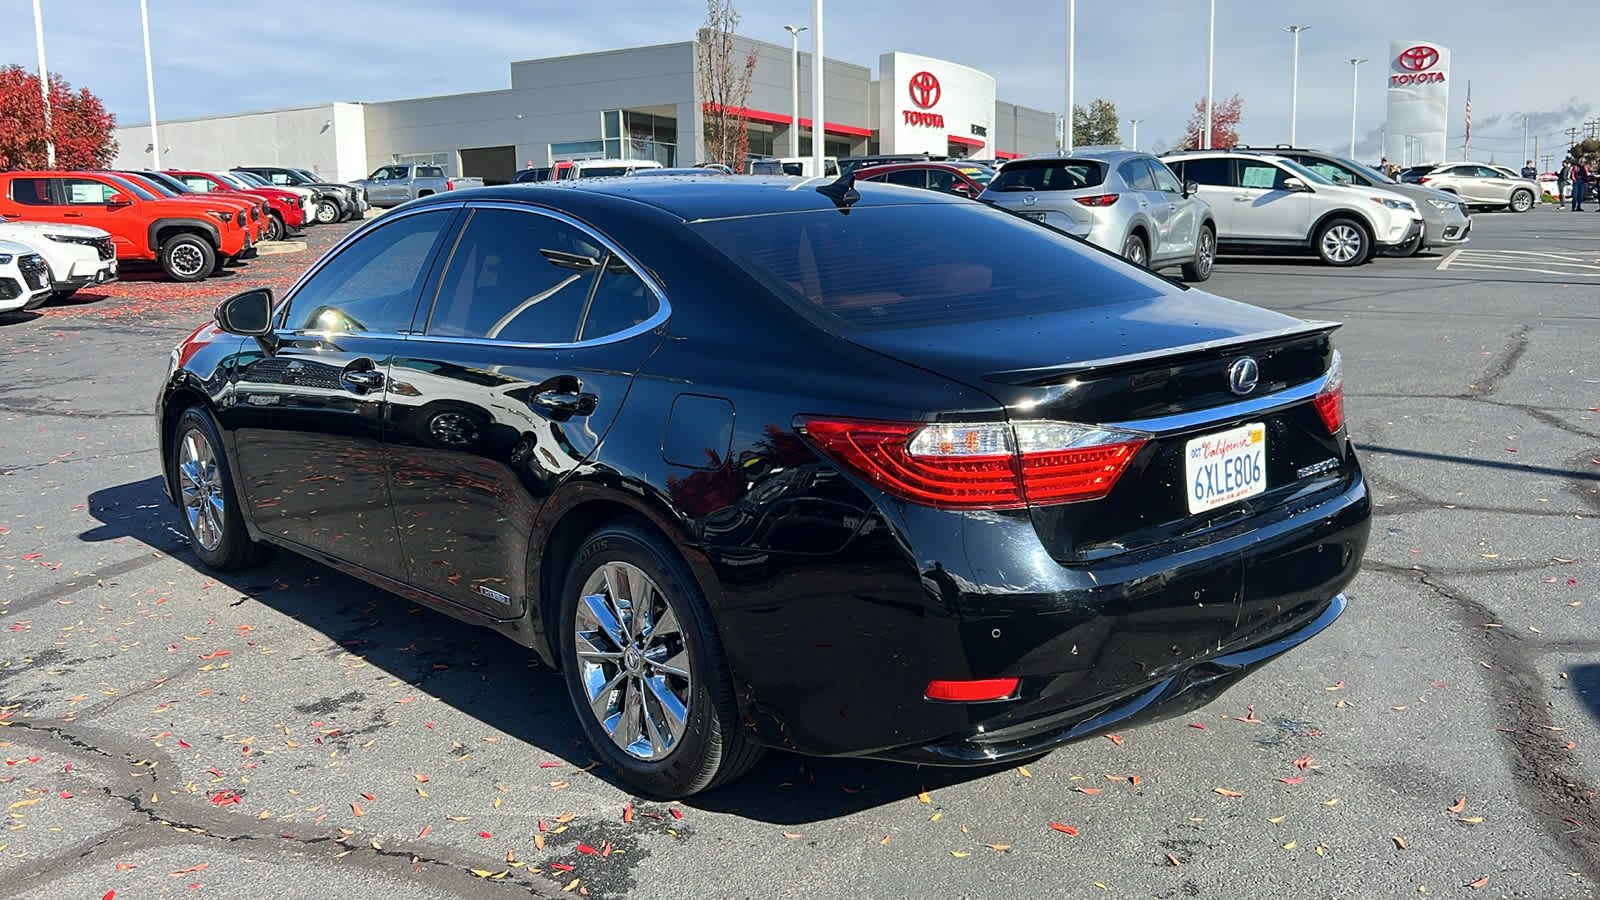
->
(5, 0, 1595, 166)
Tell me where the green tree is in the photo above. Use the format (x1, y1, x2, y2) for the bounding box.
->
(1566, 137, 1600, 168)
(1071, 98, 1120, 147)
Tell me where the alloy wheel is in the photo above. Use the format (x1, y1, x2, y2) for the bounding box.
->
(316, 201, 338, 224)
(1511, 191, 1533, 212)
(1196, 230, 1215, 276)
(1124, 236, 1147, 266)
(574, 561, 693, 761)
(170, 243, 206, 278)
(1321, 225, 1362, 263)
(177, 427, 225, 552)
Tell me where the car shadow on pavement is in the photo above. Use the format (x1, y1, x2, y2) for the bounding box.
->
(1568, 665, 1600, 726)
(81, 476, 1004, 823)
(0, 310, 43, 326)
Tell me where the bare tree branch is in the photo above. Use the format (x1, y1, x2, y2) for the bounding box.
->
(696, 0, 756, 171)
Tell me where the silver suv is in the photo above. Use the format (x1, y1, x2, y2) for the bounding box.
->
(1160, 150, 1423, 267)
(978, 151, 1218, 282)
(1252, 148, 1471, 252)
(1417, 163, 1540, 213)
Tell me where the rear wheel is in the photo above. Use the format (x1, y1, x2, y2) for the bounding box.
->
(167, 407, 265, 570)
(1509, 189, 1534, 213)
(159, 234, 215, 282)
(558, 523, 762, 797)
(1121, 232, 1148, 267)
(1314, 218, 1369, 267)
(1180, 224, 1215, 282)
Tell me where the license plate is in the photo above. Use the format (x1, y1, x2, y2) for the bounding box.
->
(1020, 211, 1046, 222)
(1184, 423, 1267, 514)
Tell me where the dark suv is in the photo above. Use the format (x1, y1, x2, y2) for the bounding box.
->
(232, 167, 365, 224)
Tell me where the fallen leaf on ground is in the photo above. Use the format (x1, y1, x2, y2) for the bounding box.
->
(1393, 836, 1408, 850)
(1448, 797, 1467, 814)
(918, 790, 931, 804)
(1165, 853, 1182, 866)
(1106, 734, 1125, 747)
(1466, 876, 1489, 889)
(1049, 823, 1079, 835)
(1214, 788, 1244, 798)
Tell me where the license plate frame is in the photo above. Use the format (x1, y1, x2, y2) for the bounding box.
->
(1019, 211, 1047, 223)
(1184, 422, 1267, 514)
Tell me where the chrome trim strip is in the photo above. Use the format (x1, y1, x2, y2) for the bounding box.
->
(1105, 352, 1338, 436)
(985, 320, 1341, 383)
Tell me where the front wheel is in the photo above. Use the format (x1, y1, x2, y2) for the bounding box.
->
(1314, 218, 1370, 267)
(265, 213, 285, 242)
(1509, 189, 1534, 213)
(314, 199, 339, 225)
(1180, 225, 1215, 282)
(167, 407, 265, 570)
(159, 234, 216, 282)
(558, 523, 761, 798)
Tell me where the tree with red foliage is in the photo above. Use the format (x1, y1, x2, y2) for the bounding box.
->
(1180, 94, 1243, 151)
(0, 66, 117, 170)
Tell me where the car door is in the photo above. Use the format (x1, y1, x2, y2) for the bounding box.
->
(220, 205, 461, 580)
(1470, 166, 1513, 204)
(1231, 160, 1312, 241)
(1168, 157, 1235, 236)
(370, 166, 407, 205)
(1147, 159, 1196, 259)
(0, 176, 71, 228)
(1116, 158, 1170, 259)
(385, 202, 664, 618)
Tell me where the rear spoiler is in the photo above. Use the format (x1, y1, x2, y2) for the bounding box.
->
(984, 320, 1341, 385)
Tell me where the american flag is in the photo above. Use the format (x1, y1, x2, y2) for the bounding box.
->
(1465, 83, 1472, 144)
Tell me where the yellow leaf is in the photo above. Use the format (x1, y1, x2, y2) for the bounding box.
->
(1213, 788, 1244, 798)
(535, 834, 546, 851)
(8, 799, 40, 810)
(493, 797, 503, 809)
(1460, 816, 1484, 824)
(1282, 841, 1297, 850)
(1322, 797, 1340, 806)
(1095, 884, 1108, 891)
(1268, 816, 1286, 824)
(951, 851, 969, 858)
(1018, 766, 1032, 777)
(879, 834, 891, 846)
(986, 843, 1011, 851)
(471, 869, 495, 878)
(929, 812, 943, 822)
(918, 790, 931, 804)
(1315, 843, 1327, 857)
(416, 788, 427, 798)
(562, 878, 580, 892)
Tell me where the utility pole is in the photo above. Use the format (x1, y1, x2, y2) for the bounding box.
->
(1285, 25, 1311, 145)
(1127, 118, 1141, 151)
(31, 0, 54, 168)
(783, 25, 806, 159)
(810, 0, 823, 176)
(1566, 126, 1581, 151)
(1204, 0, 1215, 149)
(1347, 57, 1367, 159)
(1064, 0, 1076, 154)
(1522, 116, 1528, 165)
(140, 0, 161, 167)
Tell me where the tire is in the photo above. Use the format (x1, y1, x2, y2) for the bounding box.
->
(1509, 189, 1534, 213)
(1121, 231, 1148, 267)
(314, 199, 339, 225)
(1180, 224, 1215, 282)
(1314, 218, 1370, 267)
(159, 234, 216, 282)
(167, 406, 265, 570)
(265, 213, 285, 242)
(557, 522, 762, 798)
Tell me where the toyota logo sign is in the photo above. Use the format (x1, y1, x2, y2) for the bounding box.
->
(908, 71, 941, 109)
(1397, 45, 1439, 71)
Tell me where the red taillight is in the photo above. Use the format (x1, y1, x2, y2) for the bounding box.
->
(1313, 352, 1345, 434)
(925, 678, 1019, 702)
(1074, 193, 1119, 207)
(1417, 177, 1430, 184)
(797, 418, 1146, 510)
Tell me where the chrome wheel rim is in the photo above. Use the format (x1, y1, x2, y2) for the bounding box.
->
(316, 202, 337, 224)
(1321, 225, 1362, 263)
(177, 427, 225, 551)
(574, 561, 692, 761)
(169, 243, 205, 278)
(1512, 192, 1532, 212)
(1197, 231, 1215, 275)
(1124, 237, 1146, 265)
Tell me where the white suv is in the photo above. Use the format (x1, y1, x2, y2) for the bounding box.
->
(0, 239, 54, 313)
(1160, 150, 1423, 266)
(0, 216, 118, 301)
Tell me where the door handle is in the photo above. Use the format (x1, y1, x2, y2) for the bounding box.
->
(532, 390, 598, 416)
(1234, 196, 1251, 202)
(340, 366, 385, 392)
(63, 212, 83, 218)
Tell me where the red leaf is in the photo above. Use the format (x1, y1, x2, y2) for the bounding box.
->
(361, 793, 375, 802)
(1049, 823, 1079, 835)
(478, 831, 492, 839)
(21, 553, 41, 561)
(551, 863, 575, 873)
(538, 761, 562, 768)
(418, 825, 431, 838)
(1278, 777, 1304, 785)
(1467, 876, 1490, 889)
(1447, 797, 1467, 814)
(1106, 734, 1125, 747)
(1293, 756, 1314, 770)
(670, 808, 684, 820)
(623, 804, 634, 824)
(177, 740, 191, 749)
(1188, 723, 1206, 730)
(102, 892, 114, 900)
(577, 843, 599, 855)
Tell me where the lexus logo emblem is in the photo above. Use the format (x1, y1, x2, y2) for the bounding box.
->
(1228, 357, 1260, 396)
(1397, 45, 1439, 71)
(908, 71, 941, 109)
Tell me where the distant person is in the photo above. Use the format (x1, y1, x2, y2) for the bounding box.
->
(1571, 159, 1589, 212)
(1558, 159, 1571, 203)
(1521, 160, 1537, 179)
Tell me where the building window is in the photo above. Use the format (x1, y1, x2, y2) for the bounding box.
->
(549, 140, 605, 161)
(746, 126, 775, 158)
(624, 111, 677, 166)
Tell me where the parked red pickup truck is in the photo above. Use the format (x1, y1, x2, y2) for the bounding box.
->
(166, 170, 307, 241)
(0, 171, 252, 281)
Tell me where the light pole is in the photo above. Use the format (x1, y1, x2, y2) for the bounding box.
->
(1204, 0, 1214, 149)
(783, 25, 807, 159)
(1285, 25, 1310, 146)
(1065, 0, 1076, 154)
(31, 0, 54, 168)
(810, 0, 823, 175)
(140, 0, 161, 167)
(1127, 118, 1141, 151)
(1347, 57, 1366, 159)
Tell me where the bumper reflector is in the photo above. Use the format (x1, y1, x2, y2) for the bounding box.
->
(925, 678, 1019, 702)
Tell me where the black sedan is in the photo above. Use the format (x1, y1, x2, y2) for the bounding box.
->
(156, 175, 1370, 797)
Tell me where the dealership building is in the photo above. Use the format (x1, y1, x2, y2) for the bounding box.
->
(111, 34, 1059, 185)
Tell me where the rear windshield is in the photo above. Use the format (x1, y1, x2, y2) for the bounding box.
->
(691, 202, 1167, 332)
(580, 166, 630, 178)
(986, 159, 1105, 192)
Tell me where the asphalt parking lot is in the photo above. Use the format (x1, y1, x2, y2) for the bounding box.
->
(1, 205, 1596, 899)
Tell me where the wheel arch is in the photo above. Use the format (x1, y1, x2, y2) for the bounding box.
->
(148, 218, 220, 253)
(1307, 208, 1375, 248)
(157, 378, 216, 506)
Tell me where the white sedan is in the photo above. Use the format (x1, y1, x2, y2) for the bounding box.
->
(0, 239, 54, 313)
(0, 216, 118, 301)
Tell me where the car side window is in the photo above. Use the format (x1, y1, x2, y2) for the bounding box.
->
(424, 207, 602, 344)
(179, 176, 212, 192)
(1238, 161, 1289, 190)
(282, 208, 454, 334)
(927, 170, 958, 193)
(580, 255, 659, 341)
(1303, 161, 1354, 184)
(1118, 159, 1157, 191)
(1177, 157, 1231, 186)
(62, 178, 115, 205)
(418, 167, 445, 179)
(886, 169, 927, 189)
(8, 178, 56, 205)
(1148, 160, 1183, 193)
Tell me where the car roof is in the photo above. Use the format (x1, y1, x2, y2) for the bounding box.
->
(852, 161, 992, 174)
(422, 176, 971, 222)
(1005, 149, 1145, 164)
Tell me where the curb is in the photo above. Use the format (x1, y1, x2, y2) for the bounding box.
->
(255, 241, 309, 256)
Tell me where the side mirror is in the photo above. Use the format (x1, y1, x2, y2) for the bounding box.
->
(952, 182, 972, 196)
(106, 192, 132, 207)
(215, 288, 275, 337)
(1182, 181, 1200, 198)
(1282, 176, 1308, 192)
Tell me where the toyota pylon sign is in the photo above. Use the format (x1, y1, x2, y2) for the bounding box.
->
(1384, 40, 1450, 166)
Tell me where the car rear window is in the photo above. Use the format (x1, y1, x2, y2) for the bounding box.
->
(690, 202, 1167, 332)
(985, 159, 1105, 192)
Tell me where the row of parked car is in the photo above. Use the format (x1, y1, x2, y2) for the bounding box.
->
(0, 166, 369, 308)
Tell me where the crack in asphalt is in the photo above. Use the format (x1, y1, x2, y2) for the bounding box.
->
(1470, 325, 1531, 397)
